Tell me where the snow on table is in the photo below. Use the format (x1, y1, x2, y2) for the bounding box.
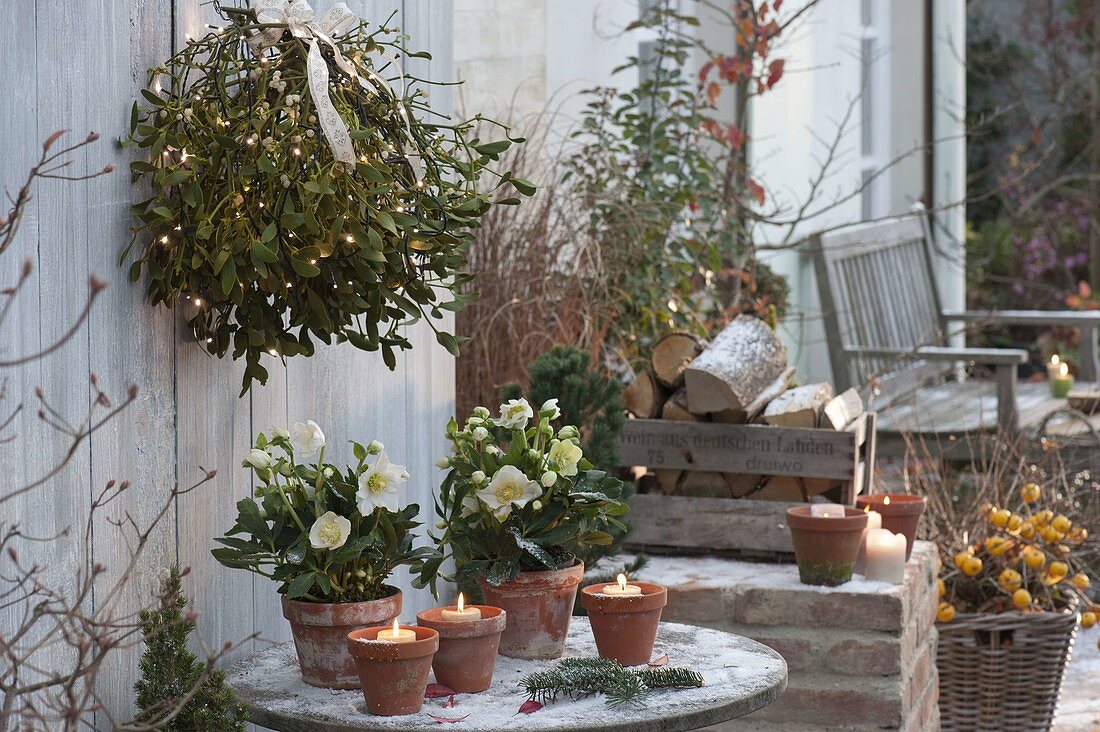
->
(225, 618, 787, 732)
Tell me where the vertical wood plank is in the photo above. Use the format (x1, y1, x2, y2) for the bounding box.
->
(85, 0, 178, 723)
(400, 0, 457, 614)
(20, 0, 94, 724)
(0, 2, 50, 729)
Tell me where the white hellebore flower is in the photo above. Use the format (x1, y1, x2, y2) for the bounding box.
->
(270, 426, 290, 440)
(245, 448, 273, 470)
(540, 398, 561, 420)
(435, 457, 451, 469)
(290, 420, 326, 457)
(541, 471, 558, 488)
(549, 440, 583, 477)
(309, 511, 351, 551)
(460, 494, 480, 518)
(367, 440, 384, 455)
(356, 451, 408, 514)
(472, 426, 489, 441)
(477, 465, 540, 520)
(493, 398, 534, 429)
(471, 470, 487, 485)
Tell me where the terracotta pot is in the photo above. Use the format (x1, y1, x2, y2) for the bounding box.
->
(580, 582, 667, 666)
(416, 605, 506, 692)
(856, 494, 927, 561)
(347, 625, 439, 716)
(478, 561, 584, 660)
(786, 507, 868, 586)
(281, 586, 401, 689)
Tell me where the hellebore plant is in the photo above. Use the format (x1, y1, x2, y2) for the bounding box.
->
(415, 399, 630, 595)
(212, 421, 430, 602)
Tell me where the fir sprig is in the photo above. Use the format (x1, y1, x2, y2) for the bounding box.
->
(520, 657, 703, 708)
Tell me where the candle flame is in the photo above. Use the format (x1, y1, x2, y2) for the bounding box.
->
(822, 512, 830, 518)
(617, 573, 628, 591)
(1059, 362, 1069, 377)
(864, 505, 871, 513)
(457, 593, 465, 613)
(1052, 354, 1060, 366)
(883, 496, 891, 506)
(392, 618, 400, 635)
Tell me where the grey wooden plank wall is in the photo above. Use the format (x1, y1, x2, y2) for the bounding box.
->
(0, 0, 455, 725)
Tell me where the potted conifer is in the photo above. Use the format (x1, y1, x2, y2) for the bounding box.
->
(212, 422, 430, 689)
(416, 398, 630, 660)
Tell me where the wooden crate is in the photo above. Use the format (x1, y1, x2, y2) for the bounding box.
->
(617, 412, 876, 558)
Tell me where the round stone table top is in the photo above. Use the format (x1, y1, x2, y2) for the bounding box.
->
(225, 618, 787, 732)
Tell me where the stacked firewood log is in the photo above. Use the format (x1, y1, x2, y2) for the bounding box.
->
(622, 315, 866, 501)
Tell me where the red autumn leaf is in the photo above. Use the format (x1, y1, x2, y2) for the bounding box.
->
(726, 124, 748, 150)
(649, 653, 670, 667)
(767, 59, 785, 89)
(517, 700, 543, 715)
(425, 683, 457, 699)
(698, 59, 715, 82)
(705, 81, 722, 104)
(429, 714, 470, 724)
(747, 178, 767, 205)
(1080, 280, 1093, 299)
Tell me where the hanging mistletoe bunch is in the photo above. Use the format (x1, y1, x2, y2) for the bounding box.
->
(124, 3, 530, 393)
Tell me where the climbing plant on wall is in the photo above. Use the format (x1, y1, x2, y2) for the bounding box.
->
(124, 2, 530, 393)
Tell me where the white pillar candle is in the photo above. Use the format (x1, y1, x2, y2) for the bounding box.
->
(855, 509, 883, 574)
(863, 528, 907, 584)
(440, 592, 482, 621)
(602, 573, 642, 596)
(377, 618, 416, 643)
(810, 503, 845, 518)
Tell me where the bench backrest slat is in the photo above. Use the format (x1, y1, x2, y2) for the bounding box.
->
(811, 208, 950, 402)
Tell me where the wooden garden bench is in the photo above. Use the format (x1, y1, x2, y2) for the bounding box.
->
(808, 204, 1100, 456)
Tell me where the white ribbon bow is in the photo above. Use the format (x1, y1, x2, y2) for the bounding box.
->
(248, 0, 421, 179)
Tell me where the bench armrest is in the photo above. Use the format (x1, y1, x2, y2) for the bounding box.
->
(844, 345, 1028, 366)
(943, 309, 1100, 326)
(942, 309, 1100, 381)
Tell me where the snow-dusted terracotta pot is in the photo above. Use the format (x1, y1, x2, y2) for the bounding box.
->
(347, 625, 439, 716)
(417, 605, 506, 692)
(478, 561, 584, 660)
(580, 582, 667, 666)
(281, 586, 401, 689)
(786, 507, 868, 587)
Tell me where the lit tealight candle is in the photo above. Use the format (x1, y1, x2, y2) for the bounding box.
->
(440, 592, 482, 622)
(1051, 361, 1075, 398)
(376, 618, 416, 643)
(863, 528, 907, 584)
(810, 503, 845, 518)
(1047, 354, 1062, 381)
(602, 573, 642, 596)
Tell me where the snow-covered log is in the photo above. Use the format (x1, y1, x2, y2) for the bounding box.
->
(684, 315, 788, 414)
(763, 382, 834, 427)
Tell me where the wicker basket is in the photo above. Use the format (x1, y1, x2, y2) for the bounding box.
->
(938, 608, 1078, 731)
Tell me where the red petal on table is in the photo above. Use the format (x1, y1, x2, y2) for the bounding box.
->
(429, 714, 469, 724)
(517, 700, 543, 714)
(425, 683, 456, 698)
(648, 653, 670, 667)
